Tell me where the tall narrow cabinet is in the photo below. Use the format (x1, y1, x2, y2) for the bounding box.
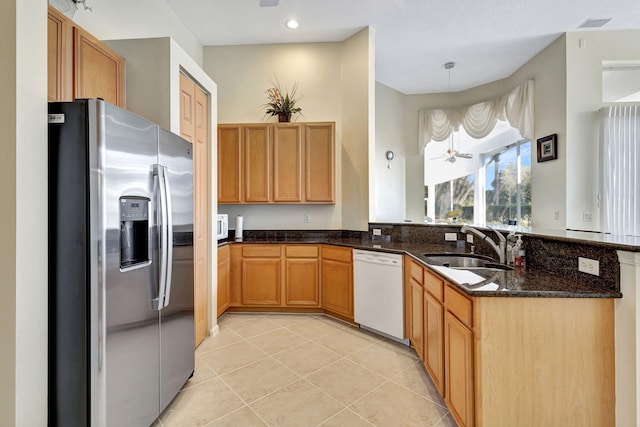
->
(179, 72, 210, 348)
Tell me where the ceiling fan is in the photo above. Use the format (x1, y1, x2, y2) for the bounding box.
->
(429, 61, 473, 163)
(431, 134, 473, 163)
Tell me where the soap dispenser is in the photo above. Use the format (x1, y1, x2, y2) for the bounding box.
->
(513, 235, 526, 269)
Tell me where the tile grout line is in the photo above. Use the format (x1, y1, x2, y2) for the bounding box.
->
(184, 314, 447, 426)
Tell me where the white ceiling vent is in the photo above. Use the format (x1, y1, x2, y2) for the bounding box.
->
(578, 18, 612, 28)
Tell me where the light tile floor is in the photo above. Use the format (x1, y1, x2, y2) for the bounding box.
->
(158, 313, 457, 427)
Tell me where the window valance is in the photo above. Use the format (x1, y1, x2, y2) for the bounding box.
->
(419, 80, 534, 148)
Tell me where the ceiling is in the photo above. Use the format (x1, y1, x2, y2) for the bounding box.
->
(166, 0, 640, 94)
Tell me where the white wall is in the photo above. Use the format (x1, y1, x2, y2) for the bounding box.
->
(0, 1, 48, 426)
(68, 0, 203, 66)
(397, 35, 567, 229)
(375, 82, 406, 221)
(507, 35, 567, 229)
(205, 29, 374, 232)
(565, 30, 640, 232)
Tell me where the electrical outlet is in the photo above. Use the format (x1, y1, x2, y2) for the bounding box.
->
(372, 228, 382, 236)
(578, 257, 599, 276)
(444, 233, 457, 241)
(466, 234, 474, 243)
(583, 212, 592, 222)
(303, 214, 310, 223)
(554, 210, 560, 220)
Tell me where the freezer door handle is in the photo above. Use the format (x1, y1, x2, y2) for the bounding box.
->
(154, 164, 169, 311)
(162, 165, 173, 308)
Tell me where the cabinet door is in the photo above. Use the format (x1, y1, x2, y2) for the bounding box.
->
(244, 124, 271, 202)
(321, 259, 353, 319)
(242, 258, 281, 305)
(410, 278, 424, 360)
(218, 125, 242, 203)
(305, 123, 335, 203)
(217, 255, 230, 317)
(273, 124, 303, 203)
(47, 7, 71, 102)
(285, 258, 319, 306)
(424, 291, 444, 395)
(444, 311, 474, 427)
(73, 26, 125, 107)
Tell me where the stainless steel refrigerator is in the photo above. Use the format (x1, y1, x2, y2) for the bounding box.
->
(48, 99, 195, 427)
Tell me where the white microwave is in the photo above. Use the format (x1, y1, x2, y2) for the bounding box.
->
(217, 214, 228, 241)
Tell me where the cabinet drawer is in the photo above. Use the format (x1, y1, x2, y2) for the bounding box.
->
(321, 245, 352, 263)
(409, 259, 424, 284)
(444, 284, 473, 328)
(242, 245, 281, 258)
(218, 244, 230, 259)
(424, 269, 444, 301)
(286, 245, 319, 258)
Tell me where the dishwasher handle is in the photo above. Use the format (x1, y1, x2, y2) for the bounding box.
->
(353, 250, 403, 266)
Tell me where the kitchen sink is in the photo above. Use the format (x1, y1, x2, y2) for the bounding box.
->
(422, 254, 513, 271)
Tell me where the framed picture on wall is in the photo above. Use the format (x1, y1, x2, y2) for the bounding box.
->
(537, 134, 557, 162)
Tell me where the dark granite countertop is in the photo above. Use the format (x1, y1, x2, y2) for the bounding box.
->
(219, 237, 622, 299)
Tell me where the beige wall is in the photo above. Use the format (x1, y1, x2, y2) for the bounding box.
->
(205, 29, 374, 231)
(107, 36, 220, 333)
(341, 28, 374, 230)
(0, 1, 49, 426)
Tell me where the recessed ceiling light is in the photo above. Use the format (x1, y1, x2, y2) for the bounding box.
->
(578, 18, 612, 28)
(286, 19, 299, 29)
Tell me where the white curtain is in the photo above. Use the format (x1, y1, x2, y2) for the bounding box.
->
(602, 105, 640, 236)
(419, 80, 534, 148)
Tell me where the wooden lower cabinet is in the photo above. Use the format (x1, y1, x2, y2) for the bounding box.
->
(409, 278, 424, 360)
(404, 257, 615, 427)
(321, 246, 353, 320)
(444, 310, 474, 427)
(220, 244, 328, 312)
(423, 291, 444, 395)
(242, 258, 282, 305)
(217, 246, 230, 317)
(285, 245, 320, 306)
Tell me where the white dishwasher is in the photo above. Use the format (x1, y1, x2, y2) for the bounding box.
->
(353, 250, 407, 343)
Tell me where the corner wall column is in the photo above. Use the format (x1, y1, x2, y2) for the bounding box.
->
(616, 250, 640, 427)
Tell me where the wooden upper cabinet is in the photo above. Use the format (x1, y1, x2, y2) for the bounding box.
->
(73, 26, 125, 107)
(305, 123, 335, 203)
(47, 7, 71, 102)
(217, 122, 335, 204)
(47, 6, 125, 107)
(218, 125, 242, 203)
(244, 125, 271, 203)
(272, 124, 303, 203)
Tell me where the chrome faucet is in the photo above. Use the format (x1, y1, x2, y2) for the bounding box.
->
(459, 224, 507, 264)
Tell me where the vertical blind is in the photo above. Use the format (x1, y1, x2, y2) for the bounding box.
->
(602, 105, 640, 236)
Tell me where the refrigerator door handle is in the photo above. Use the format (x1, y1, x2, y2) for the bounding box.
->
(162, 165, 173, 307)
(154, 164, 169, 311)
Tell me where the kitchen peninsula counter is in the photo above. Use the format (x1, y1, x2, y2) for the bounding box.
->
(219, 234, 622, 299)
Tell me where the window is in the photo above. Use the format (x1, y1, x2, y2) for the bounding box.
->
(424, 121, 531, 226)
(481, 141, 531, 226)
